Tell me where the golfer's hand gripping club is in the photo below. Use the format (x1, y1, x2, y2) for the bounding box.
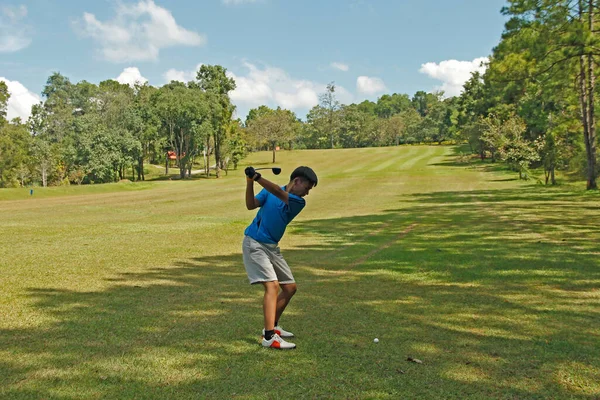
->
(244, 166, 261, 181)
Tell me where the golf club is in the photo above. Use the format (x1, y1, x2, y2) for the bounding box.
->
(254, 167, 282, 175)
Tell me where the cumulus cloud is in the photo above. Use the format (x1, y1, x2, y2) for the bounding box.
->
(74, 0, 206, 62)
(228, 62, 353, 110)
(0, 5, 33, 53)
(419, 57, 488, 97)
(116, 67, 148, 86)
(163, 63, 203, 83)
(356, 76, 387, 95)
(0, 77, 41, 121)
(164, 61, 353, 117)
(331, 62, 349, 72)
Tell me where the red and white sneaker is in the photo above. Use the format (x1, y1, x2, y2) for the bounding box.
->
(262, 325, 295, 338)
(262, 333, 296, 350)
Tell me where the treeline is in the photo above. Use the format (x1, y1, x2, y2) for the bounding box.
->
(246, 85, 457, 161)
(0, 65, 245, 186)
(0, 69, 461, 187)
(3, 0, 600, 191)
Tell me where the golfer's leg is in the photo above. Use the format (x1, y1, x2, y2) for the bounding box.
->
(276, 283, 297, 323)
(262, 281, 279, 331)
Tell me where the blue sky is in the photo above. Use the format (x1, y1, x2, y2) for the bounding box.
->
(1, 0, 508, 121)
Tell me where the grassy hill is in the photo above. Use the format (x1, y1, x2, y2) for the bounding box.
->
(1, 146, 598, 399)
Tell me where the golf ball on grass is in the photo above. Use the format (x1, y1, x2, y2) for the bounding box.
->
(374, 338, 379, 343)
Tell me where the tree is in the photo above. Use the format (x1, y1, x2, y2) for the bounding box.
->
(305, 105, 330, 149)
(0, 120, 31, 187)
(132, 83, 160, 181)
(497, 0, 598, 189)
(72, 112, 120, 183)
(247, 108, 299, 163)
(398, 108, 423, 145)
(481, 113, 540, 179)
(411, 91, 430, 117)
(338, 104, 378, 148)
(375, 93, 411, 119)
(0, 81, 9, 123)
(221, 119, 248, 172)
(319, 82, 341, 149)
(196, 65, 236, 178)
(357, 100, 377, 115)
(245, 105, 273, 127)
(153, 82, 210, 179)
(96, 80, 141, 181)
(381, 114, 406, 146)
(33, 72, 78, 185)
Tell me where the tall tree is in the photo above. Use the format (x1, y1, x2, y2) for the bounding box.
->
(338, 104, 378, 148)
(0, 120, 31, 187)
(196, 65, 236, 178)
(319, 82, 341, 148)
(153, 82, 210, 179)
(305, 105, 329, 149)
(132, 83, 160, 181)
(0, 81, 9, 123)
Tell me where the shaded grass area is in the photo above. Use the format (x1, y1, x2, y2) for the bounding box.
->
(291, 187, 600, 398)
(0, 146, 598, 399)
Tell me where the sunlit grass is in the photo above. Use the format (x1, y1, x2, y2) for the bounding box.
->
(1, 145, 599, 399)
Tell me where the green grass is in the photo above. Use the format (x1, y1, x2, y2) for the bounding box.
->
(1, 145, 598, 399)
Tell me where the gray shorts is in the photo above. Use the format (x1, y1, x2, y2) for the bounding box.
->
(242, 235, 295, 285)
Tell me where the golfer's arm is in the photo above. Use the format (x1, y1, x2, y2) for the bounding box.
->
(245, 179, 261, 210)
(256, 176, 289, 204)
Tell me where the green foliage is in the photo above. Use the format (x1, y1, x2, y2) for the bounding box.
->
(12, 41, 597, 189)
(246, 108, 300, 163)
(0, 120, 31, 187)
(222, 120, 247, 170)
(304, 104, 331, 149)
(318, 82, 342, 149)
(0, 64, 474, 186)
(153, 82, 211, 179)
(481, 0, 600, 189)
(196, 65, 237, 178)
(0, 81, 9, 122)
(480, 114, 540, 179)
(244, 105, 273, 127)
(375, 93, 412, 118)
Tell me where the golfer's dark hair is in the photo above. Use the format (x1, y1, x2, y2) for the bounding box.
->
(290, 166, 318, 187)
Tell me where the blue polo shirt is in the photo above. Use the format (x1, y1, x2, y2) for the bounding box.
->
(244, 187, 306, 244)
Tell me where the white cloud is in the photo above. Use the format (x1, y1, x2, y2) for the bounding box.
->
(165, 61, 353, 117)
(419, 57, 488, 97)
(228, 62, 353, 111)
(331, 62, 349, 72)
(74, 0, 206, 63)
(356, 76, 387, 95)
(0, 5, 33, 53)
(222, 0, 259, 5)
(163, 63, 203, 83)
(0, 77, 41, 122)
(116, 67, 148, 86)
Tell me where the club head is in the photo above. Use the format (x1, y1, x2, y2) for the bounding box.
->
(255, 167, 282, 175)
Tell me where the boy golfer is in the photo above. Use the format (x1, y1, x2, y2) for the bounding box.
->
(243, 166, 318, 349)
